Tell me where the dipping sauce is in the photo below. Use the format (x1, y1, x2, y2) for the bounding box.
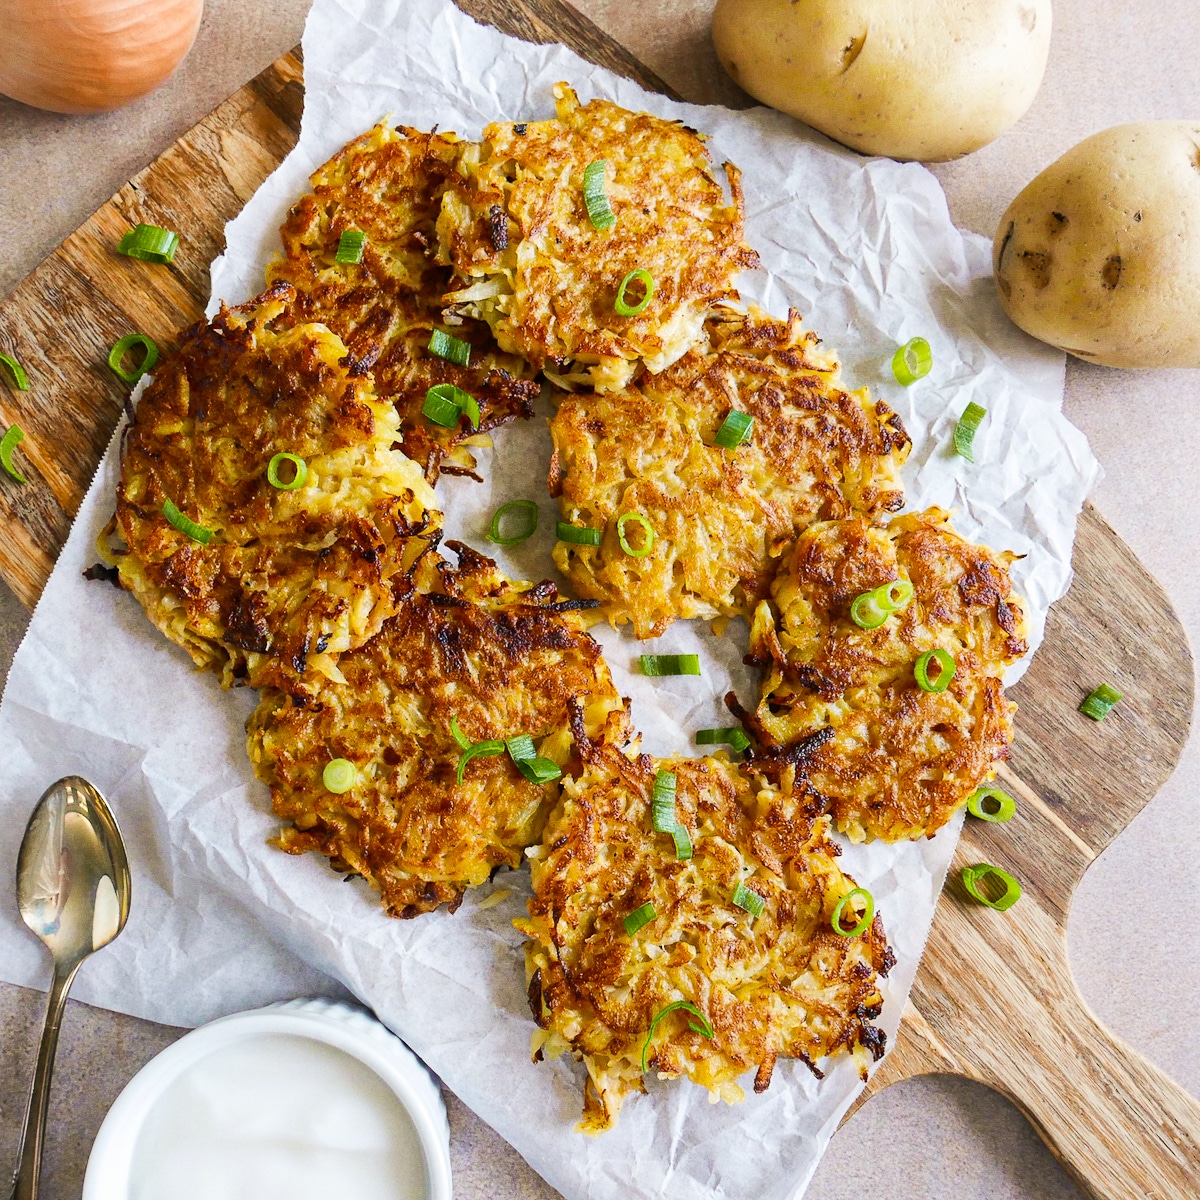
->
(129, 1033, 427, 1200)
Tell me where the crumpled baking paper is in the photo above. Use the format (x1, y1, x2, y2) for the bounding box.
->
(0, 0, 1099, 1197)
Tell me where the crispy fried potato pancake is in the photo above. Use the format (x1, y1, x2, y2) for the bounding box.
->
(738, 510, 1028, 841)
(109, 283, 440, 694)
(267, 122, 539, 483)
(517, 712, 893, 1132)
(437, 83, 760, 391)
(247, 543, 624, 918)
(549, 306, 910, 637)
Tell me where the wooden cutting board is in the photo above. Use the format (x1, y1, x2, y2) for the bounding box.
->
(0, 3, 1195, 1196)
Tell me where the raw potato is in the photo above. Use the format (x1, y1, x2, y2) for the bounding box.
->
(711, 0, 1051, 162)
(994, 122, 1200, 368)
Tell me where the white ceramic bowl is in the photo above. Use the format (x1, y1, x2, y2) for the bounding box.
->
(82, 998, 452, 1200)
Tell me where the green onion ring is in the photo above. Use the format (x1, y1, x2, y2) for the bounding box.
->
(614, 268, 654, 317)
(116, 223, 179, 265)
(966, 785, 1016, 823)
(639, 654, 701, 677)
(322, 758, 357, 794)
(961, 862, 1022, 911)
(641, 1001, 714, 1073)
(713, 410, 754, 449)
(731, 882, 765, 917)
(162, 498, 213, 545)
(556, 521, 602, 547)
(617, 512, 655, 558)
(954, 401, 987, 463)
(650, 771, 677, 832)
(891, 336, 932, 385)
(455, 738, 505, 785)
(831, 887, 875, 937)
(335, 229, 366, 264)
(514, 756, 563, 785)
(108, 334, 159, 384)
(694, 727, 751, 753)
(0, 352, 30, 390)
(914, 648, 956, 693)
(850, 578, 914, 629)
(423, 383, 479, 429)
(582, 159, 616, 231)
(267, 452, 308, 490)
(0, 424, 27, 483)
(486, 499, 538, 546)
(429, 329, 471, 367)
(669, 825, 694, 860)
(1080, 682, 1122, 721)
(623, 902, 656, 937)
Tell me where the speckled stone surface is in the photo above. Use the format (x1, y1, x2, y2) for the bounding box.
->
(1, 2, 1197, 1197)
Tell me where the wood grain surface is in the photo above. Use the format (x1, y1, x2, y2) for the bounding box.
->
(0, 2, 1196, 1196)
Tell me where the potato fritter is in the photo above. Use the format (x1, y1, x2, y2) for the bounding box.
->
(518, 709, 893, 1132)
(549, 306, 910, 637)
(247, 543, 624, 918)
(437, 83, 760, 391)
(109, 283, 440, 694)
(737, 510, 1028, 842)
(267, 122, 539, 483)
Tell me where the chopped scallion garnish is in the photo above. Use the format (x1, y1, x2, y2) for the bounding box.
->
(505, 733, 562, 785)
(914, 648, 956, 693)
(849, 578, 914, 629)
(505, 734, 537, 762)
(831, 887, 875, 937)
(487, 499, 538, 546)
(695, 727, 751, 753)
(954, 402, 987, 462)
(961, 862, 1021, 911)
(267, 452, 307, 490)
(891, 336, 932, 385)
(449, 716, 472, 751)
(117, 223, 179, 265)
(108, 334, 159, 384)
(0, 352, 30, 391)
(423, 383, 479, 429)
(0, 424, 27, 483)
(322, 758, 357, 794)
(162, 498, 212, 545)
(713, 410, 753, 449)
(617, 512, 654, 558)
(731, 882, 765, 917)
(335, 229, 366, 264)
(639, 654, 701, 677)
(641, 1001, 713, 1073)
(966, 785, 1016, 823)
(556, 521, 602, 547)
(1080, 683, 1122, 722)
(582, 159, 616, 230)
(455, 738, 505, 785)
(623, 902, 656, 937)
(650, 771, 677, 833)
(614, 268, 654, 317)
(429, 329, 471, 367)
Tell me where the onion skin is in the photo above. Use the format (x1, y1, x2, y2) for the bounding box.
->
(0, 0, 204, 114)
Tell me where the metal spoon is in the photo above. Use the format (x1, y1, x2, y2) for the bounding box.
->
(10, 777, 131, 1200)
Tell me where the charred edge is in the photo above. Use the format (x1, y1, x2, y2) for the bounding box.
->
(82, 562, 121, 587)
(860, 1024, 887, 1062)
(527, 967, 547, 1027)
(488, 204, 509, 252)
(543, 598, 602, 612)
(798, 1052, 825, 1080)
(753, 1054, 777, 1094)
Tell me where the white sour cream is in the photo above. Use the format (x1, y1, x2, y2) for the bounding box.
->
(129, 1033, 428, 1200)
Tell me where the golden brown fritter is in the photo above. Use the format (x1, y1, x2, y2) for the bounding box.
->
(517, 710, 894, 1132)
(736, 510, 1028, 842)
(268, 122, 539, 483)
(549, 306, 910, 637)
(108, 283, 440, 695)
(437, 83, 761, 391)
(247, 543, 624, 918)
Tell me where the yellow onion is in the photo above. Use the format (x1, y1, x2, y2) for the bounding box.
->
(0, 0, 203, 114)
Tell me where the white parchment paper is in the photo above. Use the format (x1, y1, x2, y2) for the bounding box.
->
(0, 1, 1099, 1197)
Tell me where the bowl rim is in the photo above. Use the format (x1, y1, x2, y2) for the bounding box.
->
(82, 999, 452, 1200)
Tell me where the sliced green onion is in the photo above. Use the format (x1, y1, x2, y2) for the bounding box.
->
(0, 352, 29, 390)
(423, 383, 479, 429)
(713, 410, 754, 449)
(0, 424, 27, 483)
(335, 229, 366, 264)
(650, 771, 678, 833)
(954, 401, 987, 463)
(1080, 683, 1122, 722)
(322, 758, 357, 794)
(731, 881, 765, 917)
(850, 578, 913, 629)
(162, 498, 212, 545)
(831, 887, 875, 937)
(449, 716, 472, 751)
(267, 452, 307, 490)
(891, 336, 932, 386)
(582, 159, 616, 231)
(623, 902, 656, 937)
(455, 738, 505, 785)
(108, 334, 159, 384)
(515, 757, 563, 785)
(669, 825, 694, 860)
(117, 223, 179, 265)
(695, 728, 751, 753)
(639, 654, 701, 677)
(556, 521, 602, 547)
(614, 268, 654, 317)
(506, 734, 537, 762)
(967, 785, 1016, 823)
(617, 512, 655, 558)
(914, 648, 956, 693)
(486, 499, 538, 545)
(641, 1001, 713, 1073)
(429, 329, 471, 367)
(961, 862, 1021, 911)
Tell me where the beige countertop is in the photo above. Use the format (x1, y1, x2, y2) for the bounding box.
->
(1, 2, 1197, 1197)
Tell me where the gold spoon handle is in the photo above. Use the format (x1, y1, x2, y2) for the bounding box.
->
(10, 962, 82, 1200)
